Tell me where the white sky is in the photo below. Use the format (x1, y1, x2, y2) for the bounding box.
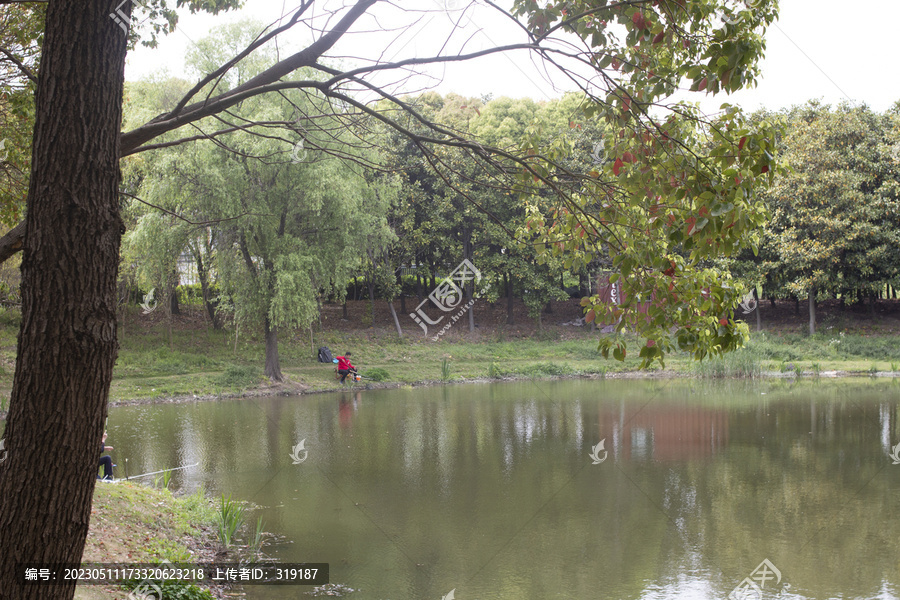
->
(124, 0, 900, 114)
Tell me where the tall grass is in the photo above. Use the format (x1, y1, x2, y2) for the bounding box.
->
(154, 468, 173, 489)
(692, 350, 762, 379)
(250, 516, 266, 558)
(440, 359, 451, 382)
(216, 493, 244, 548)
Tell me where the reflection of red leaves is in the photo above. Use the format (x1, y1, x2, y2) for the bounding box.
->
(613, 158, 624, 176)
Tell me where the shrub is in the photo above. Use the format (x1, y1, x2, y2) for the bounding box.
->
(215, 364, 261, 388)
(365, 367, 390, 382)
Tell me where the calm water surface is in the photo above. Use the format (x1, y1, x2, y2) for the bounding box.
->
(104, 379, 900, 600)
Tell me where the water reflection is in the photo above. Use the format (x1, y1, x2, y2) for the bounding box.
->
(100, 379, 900, 600)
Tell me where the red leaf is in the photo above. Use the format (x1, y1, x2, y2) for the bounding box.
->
(613, 158, 624, 176)
(585, 310, 596, 323)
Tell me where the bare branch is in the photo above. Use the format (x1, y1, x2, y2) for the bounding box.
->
(118, 191, 269, 226)
(0, 47, 36, 83)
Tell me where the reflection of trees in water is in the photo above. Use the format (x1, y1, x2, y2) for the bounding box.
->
(111, 382, 900, 599)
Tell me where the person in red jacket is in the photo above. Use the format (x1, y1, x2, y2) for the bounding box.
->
(336, 352, 357, 383)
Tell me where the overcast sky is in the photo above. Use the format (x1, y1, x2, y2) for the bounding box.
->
(124, 0, 900, 114)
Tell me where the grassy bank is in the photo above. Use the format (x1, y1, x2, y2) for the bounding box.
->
(0, 302, 899, 408)
(75, 481, 219, 600)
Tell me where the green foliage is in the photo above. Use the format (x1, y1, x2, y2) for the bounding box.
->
(757, 103, 900, 308)
(692, 350, 762, 379)
(520, 362, 574, 377)
(440, 359, 451, 382)
(488, 361, 500, 379)
(250, 515, 266, 559)
(365, 367, 390, 382)
(154, 469, 173, 490)
(123, 577, 214, 600)
(215, 365, 261, 388)
(0, 307, 21, 328)
(514, 0, 781, 367)
(216, 493, 244, 548)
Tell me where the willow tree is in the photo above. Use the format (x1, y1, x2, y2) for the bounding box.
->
(0, 1, 778, 597)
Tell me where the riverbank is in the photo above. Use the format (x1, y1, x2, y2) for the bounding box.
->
(0, 299, 899, 412)
(74, 481, 220, 600)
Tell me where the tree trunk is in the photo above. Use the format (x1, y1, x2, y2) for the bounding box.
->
(0, 0, 127, 596)
(194, 242, 221, 329)
(388, 300, 403, 338)
(264, 318, 283, 381)
(769, 297, 776, 309)
(794, 296, 800, 316)
(169, 269, 180, 315)
(396, 269, 406, 313)
(753, 287, 762, 332)
(809, 287, 816, 336)
(869, 294, 876, 317)
(543, 300, 553, 314)
(506, 273, 514, 325)
(342, 301, 348, 319)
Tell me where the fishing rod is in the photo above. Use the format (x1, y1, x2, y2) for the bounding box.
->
(124, 460, 200, 480)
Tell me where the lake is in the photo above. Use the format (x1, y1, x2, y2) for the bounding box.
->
(105, 378, 900, 600)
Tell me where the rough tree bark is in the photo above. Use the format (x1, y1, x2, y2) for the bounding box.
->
(0, 0, 127, 596)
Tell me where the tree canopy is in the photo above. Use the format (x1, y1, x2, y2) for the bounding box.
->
(0, 1, 781, 596)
